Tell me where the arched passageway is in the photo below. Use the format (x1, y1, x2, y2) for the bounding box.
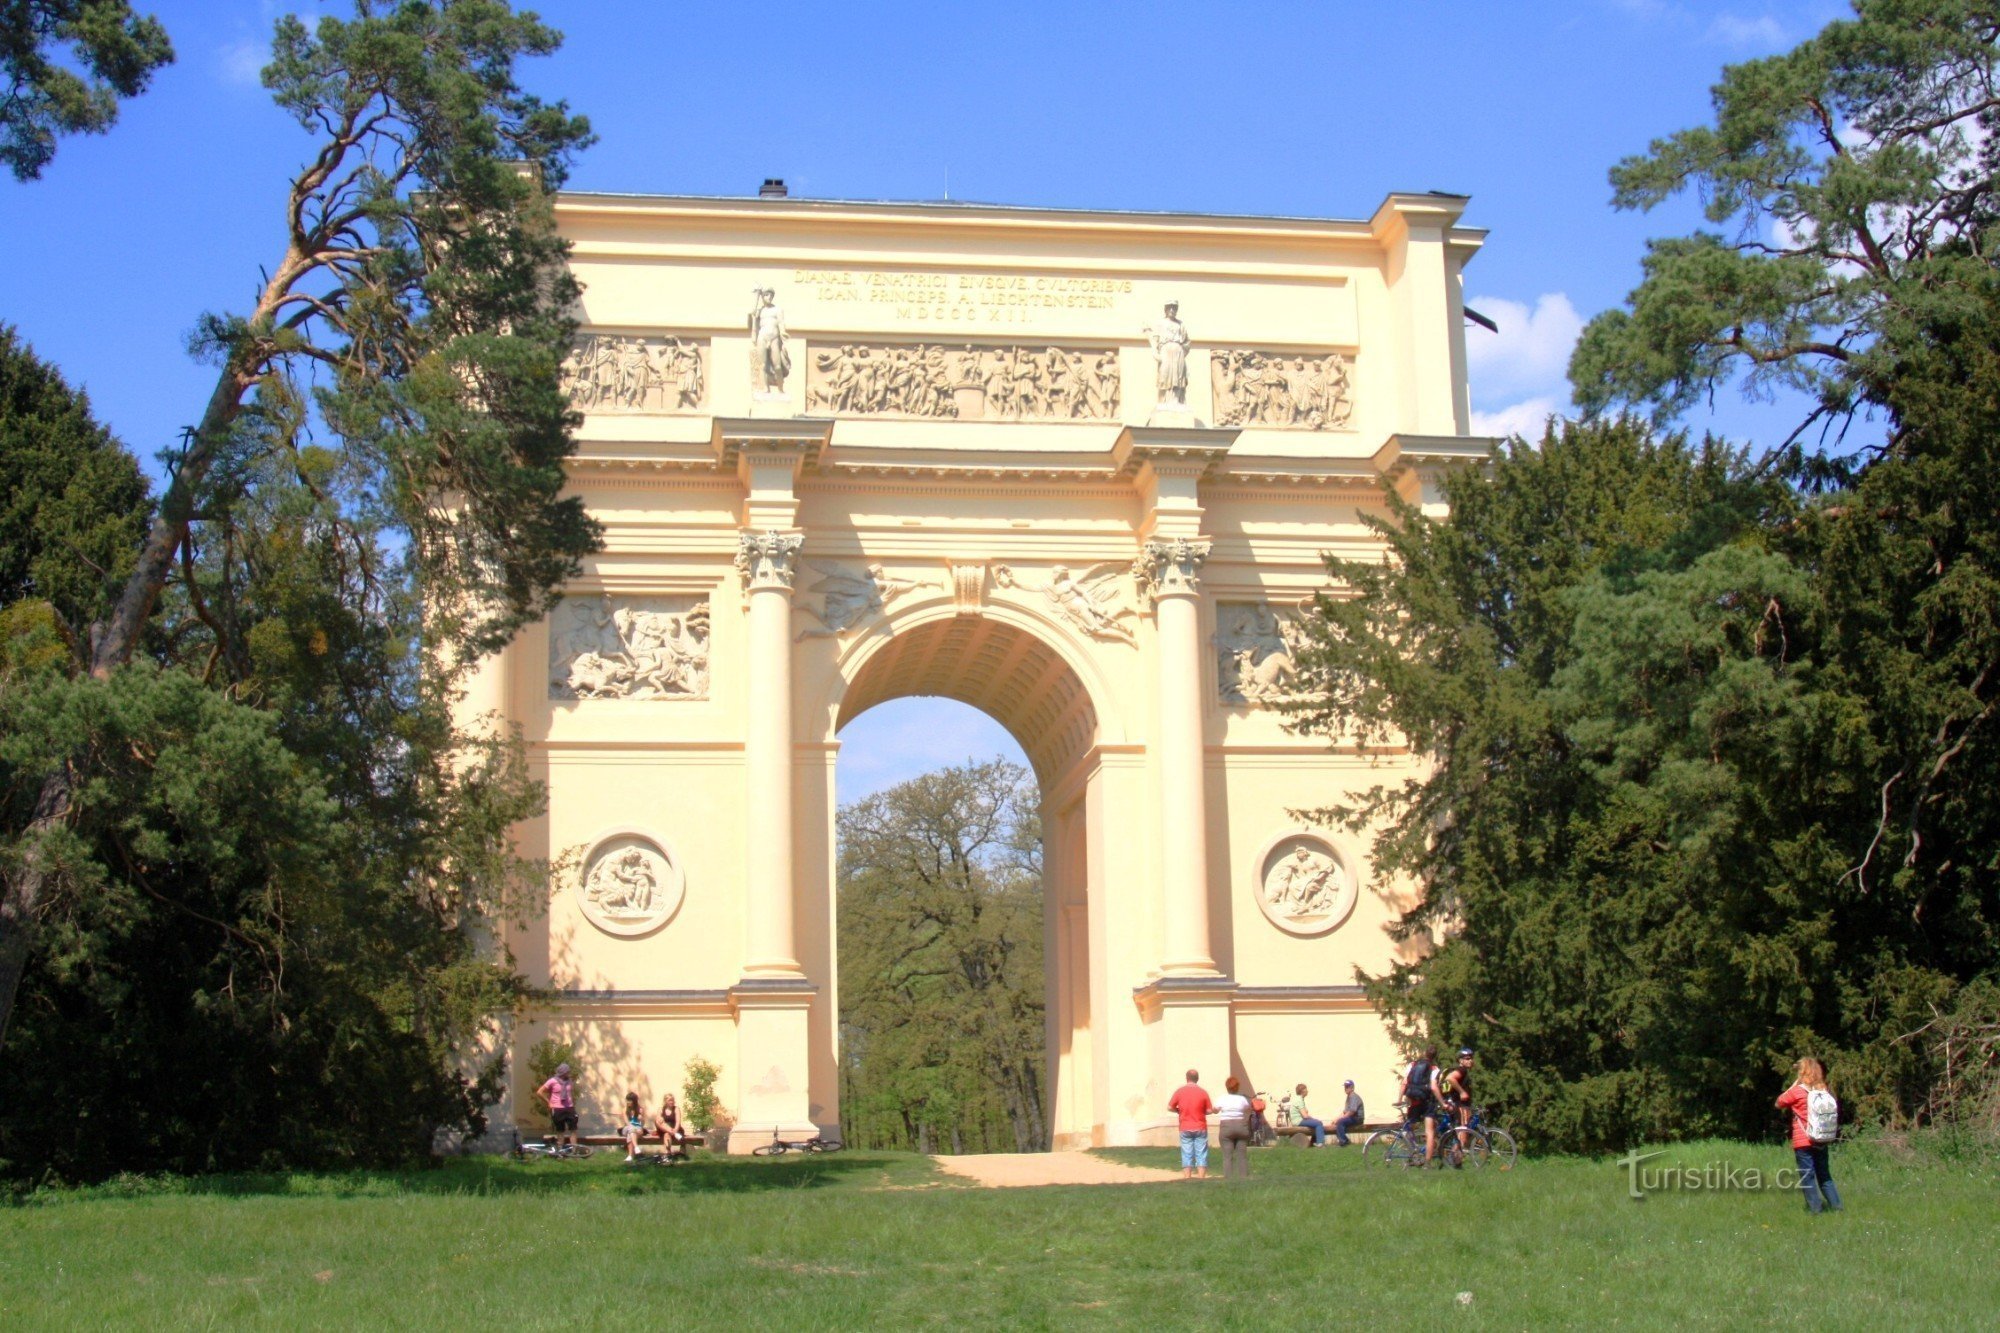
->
(825, 613, 1107, 1149)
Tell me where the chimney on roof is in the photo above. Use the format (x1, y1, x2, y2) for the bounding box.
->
(759, 178, 788, 199)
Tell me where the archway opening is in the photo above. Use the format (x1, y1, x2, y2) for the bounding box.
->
(830, 615, 1102, 1153)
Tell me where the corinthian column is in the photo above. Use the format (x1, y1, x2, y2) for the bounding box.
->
(738, 528, 806, 977)
(1139, 537, 1217, 975)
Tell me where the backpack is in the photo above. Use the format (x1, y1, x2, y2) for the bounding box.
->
(1404, 1060, 1433, 1100)
(1805, 1088, 1839, 1143)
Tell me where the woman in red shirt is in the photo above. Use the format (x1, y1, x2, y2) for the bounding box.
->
(1774, 1057, 1843, 1214)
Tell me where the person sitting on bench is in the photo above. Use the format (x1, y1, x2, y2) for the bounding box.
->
(1293, 1083, 1327, 1146)
(621, 1091, 646, 1162)
(1333, 1079, 1365, 1146)
(652, 1092, 689, 1159)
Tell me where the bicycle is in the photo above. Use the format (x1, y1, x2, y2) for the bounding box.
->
(750, 1135, 844, 1157)
(1362, 1101, 1489, 1170)
(513, 1139, 595, 1161)
(1457, 1105, 1519, 1170)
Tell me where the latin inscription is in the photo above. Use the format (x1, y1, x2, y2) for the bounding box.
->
(793, 269, 1136, 325)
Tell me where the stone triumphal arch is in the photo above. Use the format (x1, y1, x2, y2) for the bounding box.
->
(467, 188, 1490, 1150)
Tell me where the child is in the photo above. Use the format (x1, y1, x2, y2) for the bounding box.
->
(1775, 1057, 1843, 1214)
(621, 1091, 645, 1162)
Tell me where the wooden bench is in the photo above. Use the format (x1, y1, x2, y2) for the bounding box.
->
(1267, 1120, 1396, 1146)
(576, 1132, 707, 1150)
(519, 1131, 708, 1155)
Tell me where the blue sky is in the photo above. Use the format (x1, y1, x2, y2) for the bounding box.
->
(0, 0, 1849, 799)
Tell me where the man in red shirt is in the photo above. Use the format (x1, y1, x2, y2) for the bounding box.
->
(1166, 1068, 1214, 1180)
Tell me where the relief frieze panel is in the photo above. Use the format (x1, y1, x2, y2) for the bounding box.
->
(1214, 601, 1308, 705)
(561, 333, 707, 412)
(548, 594, 711, 700)
(806, 342, 1120, 421)
(1211, 349, 1353, 430)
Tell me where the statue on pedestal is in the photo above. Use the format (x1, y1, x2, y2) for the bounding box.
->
(1145, 300, 1190, 410)
(748, 287, 791, 395)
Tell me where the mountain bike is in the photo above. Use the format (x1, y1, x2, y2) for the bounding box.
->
(750, 1135, 843, 1157)
(513, 1139, 594, 1161)
(1362, 1104, 1487, 1170)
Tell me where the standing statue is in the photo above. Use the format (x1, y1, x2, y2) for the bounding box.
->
(748, 286, 791, 395)
(1144, 300, 1190, 409)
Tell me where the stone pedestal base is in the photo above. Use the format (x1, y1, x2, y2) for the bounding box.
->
(747, 393, 797, 418)
(1145, 404, 1205, 428)
(729, 977, 820, 1153)
(1134, 975, 1237, 1144)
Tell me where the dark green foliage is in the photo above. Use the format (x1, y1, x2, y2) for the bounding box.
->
(1289, 0, 2000, 1155)
(1290, 421, 1808, 1150)
(0, 429, 549, 1177)
(0, 0, 171, 180)
(0, 2, 595, 1180)
(0, 325, 150, 659)
(837, 760, 1048, 1153)
(0, 664, 532, 1178)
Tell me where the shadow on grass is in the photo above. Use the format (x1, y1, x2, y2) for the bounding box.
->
(11, 1151, 936, 1206)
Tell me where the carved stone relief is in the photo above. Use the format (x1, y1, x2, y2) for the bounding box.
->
(795, 561, 936, 640)
(548, 595, 711, 700)
(1134, 538, 1210, 603)
(1215, 601, 1308, 705)
(576, 832, 684, 937)
(992, 561, 1136, 645)
(950, 562, 986, 616)
(736, 530, 806, 592)
(1256, 834, 1355, 936)
(561, 334, 706, 412)
(805, 342, 1119, 421)
(1211, 350, 1353, 430)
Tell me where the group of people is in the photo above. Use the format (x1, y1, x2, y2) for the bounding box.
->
(534, 1063, 693, 1163)
(1392, 1046, 1845, 1213)
(1163, 1069, 1370, 1180)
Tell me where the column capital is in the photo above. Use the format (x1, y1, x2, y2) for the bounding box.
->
(1134, 537, 1211, 603)
(737, 529, 805, 593)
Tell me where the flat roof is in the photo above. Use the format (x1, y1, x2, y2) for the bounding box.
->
(553, 189, 1486, 249)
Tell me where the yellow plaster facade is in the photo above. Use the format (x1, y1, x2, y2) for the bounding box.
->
(466, 190, 1491, 1150)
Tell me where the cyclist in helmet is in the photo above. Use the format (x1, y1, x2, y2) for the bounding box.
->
(1440, 1048, 1476, 1167)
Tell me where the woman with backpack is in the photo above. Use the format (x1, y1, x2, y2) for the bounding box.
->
(1775, 1057, 1843, 1214)
(1403, 1046, 1440, 1166)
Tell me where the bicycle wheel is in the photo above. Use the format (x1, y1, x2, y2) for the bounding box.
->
(751, 1142, 786, 1157)
(570, 1145, 595, 1160)
(1384, 1131, 1425, 1169)
(1481, 1127, 1519, 1169)
(1451, 1128, 1489, 1169)
(812, 1139, 843, 1153)
(1359, 1129, 1400, 1164)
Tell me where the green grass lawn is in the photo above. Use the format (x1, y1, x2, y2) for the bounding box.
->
(2, 1138, 1993, 1329)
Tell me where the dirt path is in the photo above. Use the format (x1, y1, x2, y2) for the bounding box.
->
(930, 1151, 1182, 1188)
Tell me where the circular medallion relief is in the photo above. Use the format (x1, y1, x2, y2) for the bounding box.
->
(575, 831, 684, 938)
(1254, 833, 1356, 937)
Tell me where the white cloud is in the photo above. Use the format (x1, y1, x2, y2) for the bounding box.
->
(1464, 292, 1585, 402)
(218, 39, 265, 89)
(1708, 14, 1785, 48)
(1470, 396, 1563, 441)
